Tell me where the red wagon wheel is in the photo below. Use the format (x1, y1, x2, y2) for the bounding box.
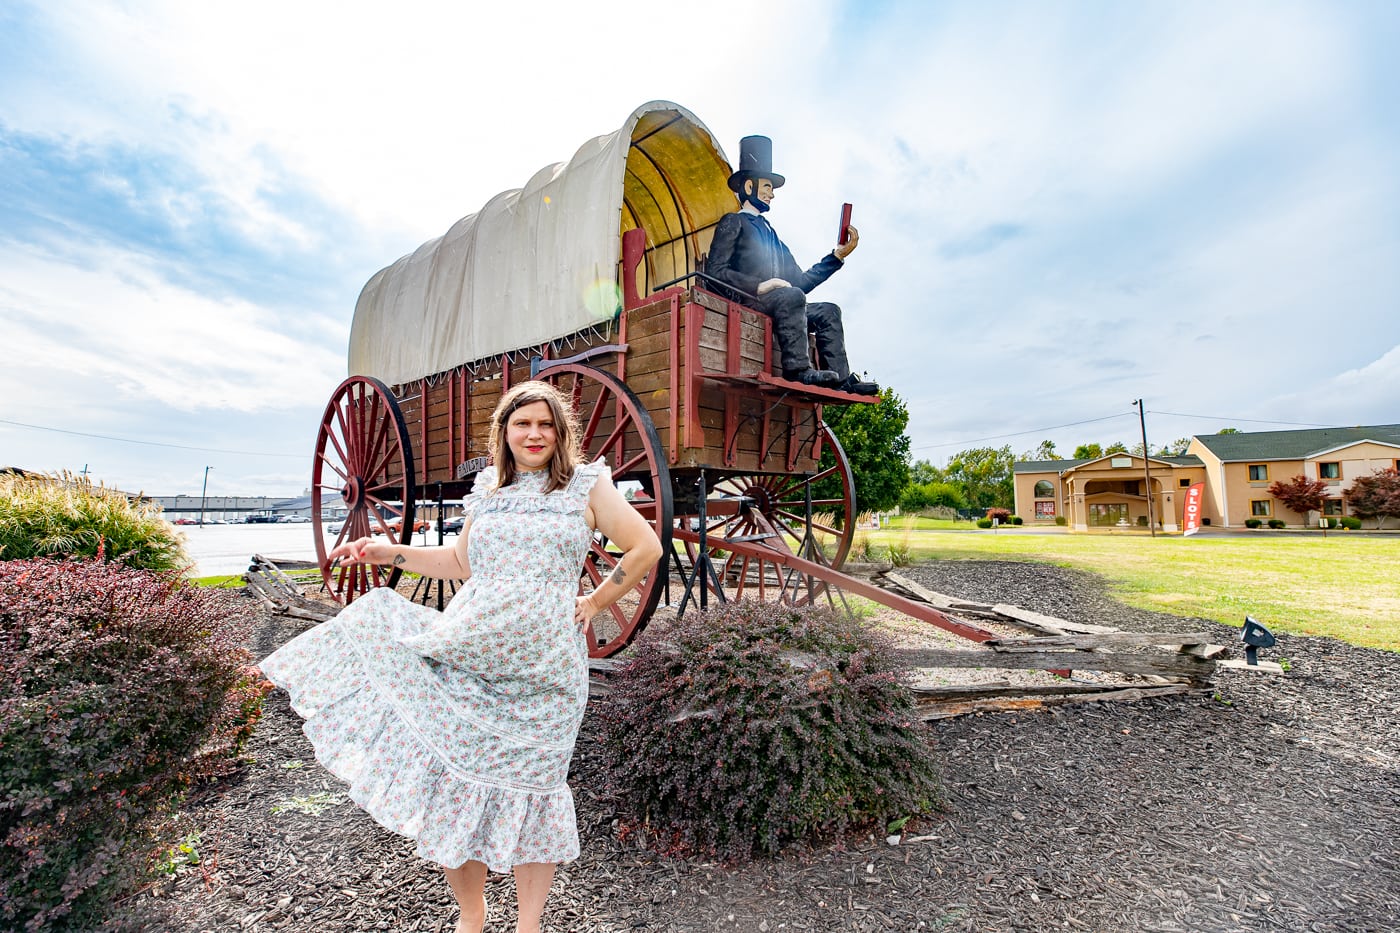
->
(681, 423, 856, 606)
(311, 375, 417, 604)
(536, 362, 672, 657)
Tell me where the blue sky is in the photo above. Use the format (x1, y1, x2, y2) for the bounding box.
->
(2, 0, 1397, 497)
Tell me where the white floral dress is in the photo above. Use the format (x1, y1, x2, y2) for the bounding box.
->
(259, 462, 606, 872)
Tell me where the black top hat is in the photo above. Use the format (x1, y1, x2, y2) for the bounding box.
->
(727, 135, 786, 193)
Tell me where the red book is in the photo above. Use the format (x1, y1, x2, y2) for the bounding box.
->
(838, 203, 853, 245)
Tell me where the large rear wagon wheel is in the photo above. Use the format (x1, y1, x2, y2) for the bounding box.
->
(311, 376, 416, 604)
(537, 362, 672, 657)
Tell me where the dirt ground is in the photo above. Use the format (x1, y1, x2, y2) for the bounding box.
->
(131, 560, 1400, 933)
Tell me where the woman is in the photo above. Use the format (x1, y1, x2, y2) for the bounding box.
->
(260, 381, 663, 933)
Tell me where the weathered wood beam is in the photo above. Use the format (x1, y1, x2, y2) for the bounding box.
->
(888, 647, 1216, 679)
(986, 632, 1215, 651)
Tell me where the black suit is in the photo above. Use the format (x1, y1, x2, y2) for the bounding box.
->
(705, 210, 850, 378)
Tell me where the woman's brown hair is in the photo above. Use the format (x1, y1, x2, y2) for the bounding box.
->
(488, 381, 584, 493)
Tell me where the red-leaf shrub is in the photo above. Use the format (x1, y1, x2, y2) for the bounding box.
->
(0, 558, 260, 931)
(986, 507, 1011, 523)
(595, 601, 941, 864)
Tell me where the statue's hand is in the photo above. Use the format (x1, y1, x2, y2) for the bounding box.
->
(835, 225, 859, 260)
(757, 278, 791, 295)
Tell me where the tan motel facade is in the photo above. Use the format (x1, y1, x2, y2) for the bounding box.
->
(1013, 423, 1400, 531)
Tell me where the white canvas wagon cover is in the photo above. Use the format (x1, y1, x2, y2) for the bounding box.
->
(348, 101, 734, 385)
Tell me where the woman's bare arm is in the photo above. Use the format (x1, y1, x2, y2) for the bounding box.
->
(328, 522, 473, 580)
(574, 473, 664, 624)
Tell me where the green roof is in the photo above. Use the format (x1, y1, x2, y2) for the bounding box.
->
(1013, 455, 1202, 473)
(1192, 424, 1400, 461)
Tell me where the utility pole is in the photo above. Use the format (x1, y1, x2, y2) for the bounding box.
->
(1132, 400, 1155, 537)
(199, 466, 212, 527)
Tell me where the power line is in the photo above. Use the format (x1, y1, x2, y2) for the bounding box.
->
(910, 411, 1133, 451)
(0, 418, 305, 459)
(1147, 410, 1337, 428)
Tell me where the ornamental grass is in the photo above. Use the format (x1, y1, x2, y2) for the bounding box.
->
(0, 470, 188, 572)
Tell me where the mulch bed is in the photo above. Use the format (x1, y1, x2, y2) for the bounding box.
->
(131, 561, 1400, 933)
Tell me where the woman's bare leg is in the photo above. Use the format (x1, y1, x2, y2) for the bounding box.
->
(512, 862, 557, 933)
(444, 860, 488, 933)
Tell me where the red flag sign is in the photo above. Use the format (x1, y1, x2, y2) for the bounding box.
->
(1183, 482, 1205, 536)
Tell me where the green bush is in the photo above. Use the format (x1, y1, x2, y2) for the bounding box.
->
(1054, 516, 1067, 526)
(596, 601, 941, 863)
(1244, 518, 1263, 529)
(1008, 515, 1023, 526)
(1338, 516, 1362, 530)
(976, 517, 994, 529)
(0, 472, 188, 572)
(1267, 518, 1287, 529)
(1136, 515, 1148, 526)
(0, 559, 264, 931)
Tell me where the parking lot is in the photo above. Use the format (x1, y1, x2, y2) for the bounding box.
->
(177, 522, 447, 577)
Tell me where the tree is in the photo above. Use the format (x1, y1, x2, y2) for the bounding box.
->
(1157, 437, 1191, 457)
(1267, 475, 1330, 519)
(1073, 443, 1103, 460)
(1346, 468, 1400, 529)
(943, 445, 1015, 510)
(1104, 441, 1128, 455)
(1216, 427, 1241, 435)
(817, 389, 911, 514)
(909, 458, 943, 486)
(899, 481, 966, 513)
(1020, 439, 1059, 461)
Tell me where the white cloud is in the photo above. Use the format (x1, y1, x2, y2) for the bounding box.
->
(0, 238, 346, 416)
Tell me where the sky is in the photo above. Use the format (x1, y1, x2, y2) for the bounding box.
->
(2, 0, 1397, 497)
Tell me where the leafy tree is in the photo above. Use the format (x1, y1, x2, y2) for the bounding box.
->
(1217, 427, 1241, 435)
(908, 458, 943, 486)
(1157, 437, 1192, 456)
(1267, 475, 1330, 518)
(899, 481, 966, 513)
(1073, 443, 1103, 460)
(1020, 439, 1059, 461)
(1104, 441, 1128, 455)
(817, 390, 911, 514)
(1346, 468, 1400, 529)
(943, 445, 1015, 510)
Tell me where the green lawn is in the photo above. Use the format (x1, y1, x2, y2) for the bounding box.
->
(857, 529, 1400, 652)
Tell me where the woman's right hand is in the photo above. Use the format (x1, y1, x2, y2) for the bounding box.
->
(328, 537, 395, 567)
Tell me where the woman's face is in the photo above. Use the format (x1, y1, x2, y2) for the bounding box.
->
(505, 399, 557, 471)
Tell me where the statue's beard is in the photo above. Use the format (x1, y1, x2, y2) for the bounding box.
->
(743, 189, 770, 213)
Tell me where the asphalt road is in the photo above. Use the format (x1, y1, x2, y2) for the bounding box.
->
(177, 523, 449, 577)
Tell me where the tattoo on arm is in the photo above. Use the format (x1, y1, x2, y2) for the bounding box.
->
(608, 565, 627, 586)
(393, 554, 406, 567)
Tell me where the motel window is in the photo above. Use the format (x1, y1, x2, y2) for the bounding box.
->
(1179, 478, 1191, 488)
(1251, 500, 1272, 517)
(1248, 464, 1268, 481)
(1319, 462, 1340, 479)
(1323, 499, 1343, 516)
(1033, 480, 1054, 497)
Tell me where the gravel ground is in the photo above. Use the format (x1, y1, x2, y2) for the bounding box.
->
(132, 561, 1400, 933)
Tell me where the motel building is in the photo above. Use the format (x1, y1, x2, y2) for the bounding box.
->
(1012, 423, 1400, 531)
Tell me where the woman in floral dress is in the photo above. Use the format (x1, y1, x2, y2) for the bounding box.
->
(260, 381, 663, 933)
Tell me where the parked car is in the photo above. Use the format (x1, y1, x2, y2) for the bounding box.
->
(245, 514, 279, 523)
(282, 514, 311, 523)
(327, 520, 345, 534)
(442, 516, 465, 534)
(374, 517, 430, 535)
